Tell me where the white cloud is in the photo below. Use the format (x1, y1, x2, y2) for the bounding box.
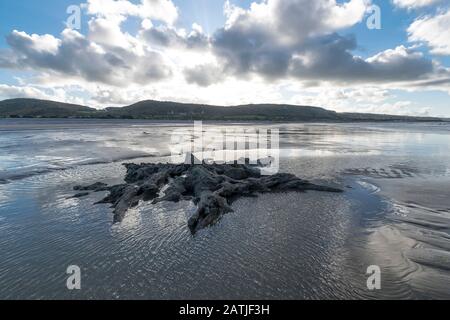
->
(289, 43, 436, 82)
(408, 9, 450, 55)
(0, 0, 443, 90)
(183, 64, 225, 87)
(214, 1, 441, 83)
(0, 84, 86, 105)
(392, 0, 443, 9)
(0, 84, 52, 100)
(88, 16, 141, 52)
(85, 0, 179, 25)
(223, 0, 370, 44)
(289, 87, 433, 116)
(138, 23, 209, 49)
(6, 31, 60, 54)
(1, 28, 172, 86)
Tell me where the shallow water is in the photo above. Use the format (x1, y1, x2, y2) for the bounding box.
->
(0, 119, 449, 299)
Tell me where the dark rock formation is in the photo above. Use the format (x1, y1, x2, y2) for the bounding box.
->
(69, 192, 90, 199)
(74, 160, 343, 234)
(74, 182, 108, 192)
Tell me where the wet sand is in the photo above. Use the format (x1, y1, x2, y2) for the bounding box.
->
(363, 177, 450, 299)
(0, 120, 449, 299)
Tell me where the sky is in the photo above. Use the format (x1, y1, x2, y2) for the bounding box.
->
(0, 0, 449, 116)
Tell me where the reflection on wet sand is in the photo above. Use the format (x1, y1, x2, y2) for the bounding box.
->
(350, 176, 450, 299)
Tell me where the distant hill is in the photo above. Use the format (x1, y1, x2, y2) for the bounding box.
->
(0, 98, 96, 118)
(0, 98, 446, 122)
(105, 100, 340, 121)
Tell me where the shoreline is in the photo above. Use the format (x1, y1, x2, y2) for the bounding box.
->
(1, 117, 448, 124)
